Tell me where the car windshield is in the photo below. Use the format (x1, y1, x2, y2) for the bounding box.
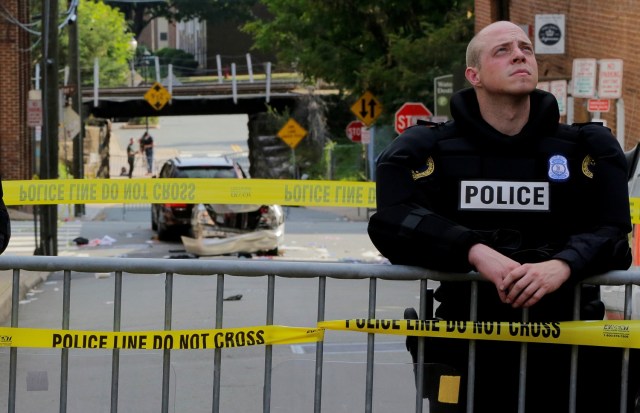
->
(178, 167, 237, 179)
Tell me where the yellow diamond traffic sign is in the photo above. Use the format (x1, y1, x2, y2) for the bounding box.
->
(350, 91, 382, 126)
(277, 118, 307, 149)
(144, 82, 172, 111)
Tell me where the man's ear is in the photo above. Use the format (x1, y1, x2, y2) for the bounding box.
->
(465, 67, 480, 87)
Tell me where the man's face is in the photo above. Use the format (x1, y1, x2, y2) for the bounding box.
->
(471, 23, 538, 96)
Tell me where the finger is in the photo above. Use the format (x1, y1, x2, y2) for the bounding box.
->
(506, 275, 535, 306)
(510, 280, 542, 308)
(496, 286, 508, 303)
(500, 265, 527, 293)
(521, 289, 546, 308)
(503, 276, 524, 303)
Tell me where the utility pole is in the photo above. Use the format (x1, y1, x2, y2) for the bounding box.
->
(69, 0, 85, 217)
(40, 0, 59, 256)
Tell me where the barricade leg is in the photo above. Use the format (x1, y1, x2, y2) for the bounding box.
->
(405, 295, 463, 413)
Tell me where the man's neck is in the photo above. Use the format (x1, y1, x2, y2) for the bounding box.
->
(476, 93, 530, 136)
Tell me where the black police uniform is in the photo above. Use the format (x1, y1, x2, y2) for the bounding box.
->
(0, 179, 10, 254)
(368, 88, 637, 412)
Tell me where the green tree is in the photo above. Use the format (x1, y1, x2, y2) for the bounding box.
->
(156, 48, 199, 76)
(59, 0, 135, 87)
(104, 0, 257, 38)
(244, 0, 474, 122)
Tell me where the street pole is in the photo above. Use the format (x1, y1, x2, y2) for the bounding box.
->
(143, 58, 149, 133)
(69, 0, 85, 217)
(40, 0, 59, 255)
(367, 127, 376, 181)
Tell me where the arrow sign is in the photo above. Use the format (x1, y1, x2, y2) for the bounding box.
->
(350, 91, 382, 126)
(360, 99, 376, 119)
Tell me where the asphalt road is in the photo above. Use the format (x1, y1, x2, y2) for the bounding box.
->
(1, 205, 427, 413)
(0, 114, 429, 412)
(40, 204, 382, 262)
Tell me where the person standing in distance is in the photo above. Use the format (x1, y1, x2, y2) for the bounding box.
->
(368, 21, 638, 413)
(139, 131, 154, 175)
(126, 137, 137, 178)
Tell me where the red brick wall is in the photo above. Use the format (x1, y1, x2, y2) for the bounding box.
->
(474, 0, 493, 31)
(475, 0, 640, 150)
(0, 0, 31, 180)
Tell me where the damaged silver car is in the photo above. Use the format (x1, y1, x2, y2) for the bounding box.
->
(153, 155, 285, 256)
(183, 202, 285, 257)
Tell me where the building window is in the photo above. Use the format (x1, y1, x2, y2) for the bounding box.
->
(160, 32, 168, 41)
(491, 0, 509, 21)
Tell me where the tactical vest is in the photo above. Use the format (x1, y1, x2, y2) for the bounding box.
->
(369, 121, 630, 275)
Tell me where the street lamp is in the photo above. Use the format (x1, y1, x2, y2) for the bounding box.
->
(142, 50, 151, 132)
(141, 50, 151, 85)
(128, 37, 137, 87)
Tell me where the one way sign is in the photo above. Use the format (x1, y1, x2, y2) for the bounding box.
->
(350, 91, 382, 126)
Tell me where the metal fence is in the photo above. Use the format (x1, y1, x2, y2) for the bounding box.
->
(0, 256, 637, 413)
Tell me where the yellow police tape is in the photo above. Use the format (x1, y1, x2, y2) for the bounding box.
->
(6, 179, 640, 220)
(0, 325, 323, 350)
(3, 178, 376, 208)
(318, 319, 640, 349)
(2, 320, 640, 350)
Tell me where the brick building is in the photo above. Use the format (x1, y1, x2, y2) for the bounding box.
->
(0, 0, 31, 180)
(475, 0, 640, 150)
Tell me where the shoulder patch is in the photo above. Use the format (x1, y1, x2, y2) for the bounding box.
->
(411, 157, 435, 180)
(582, 155, 595, 178)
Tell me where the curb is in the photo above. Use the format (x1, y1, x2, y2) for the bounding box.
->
(0, 270, 50, 324)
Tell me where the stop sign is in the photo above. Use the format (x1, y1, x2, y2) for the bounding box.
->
(346, 120, 364, 142)
(395, 102, 432, 134)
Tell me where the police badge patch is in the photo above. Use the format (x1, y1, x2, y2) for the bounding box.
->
(411, 157, 435, 180)
(548, 155, 569, 182)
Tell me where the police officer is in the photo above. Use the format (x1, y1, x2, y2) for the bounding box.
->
(0, 179, 10, 254)
(368, 21, 637, 412)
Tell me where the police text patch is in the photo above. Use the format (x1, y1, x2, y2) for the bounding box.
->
(460, 181, 549, 211)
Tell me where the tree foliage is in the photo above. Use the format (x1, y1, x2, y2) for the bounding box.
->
(104, 0, 257, 38)
(59, 0, 135, 87)
(244, 0, 474, 122)
(156, 48, 199, 75)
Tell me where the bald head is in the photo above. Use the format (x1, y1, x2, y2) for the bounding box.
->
(466, 21, 528, 68)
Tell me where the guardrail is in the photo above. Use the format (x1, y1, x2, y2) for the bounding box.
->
(0, 256, 637, 413)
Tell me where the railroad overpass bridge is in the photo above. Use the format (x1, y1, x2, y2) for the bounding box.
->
(81, 80, 309, 119)
(78, 79, 332, 180)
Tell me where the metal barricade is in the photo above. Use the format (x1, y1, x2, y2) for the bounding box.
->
(0, 256, 637, 413)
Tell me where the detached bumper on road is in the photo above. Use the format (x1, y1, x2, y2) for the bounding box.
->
(181, 225, 283, 256)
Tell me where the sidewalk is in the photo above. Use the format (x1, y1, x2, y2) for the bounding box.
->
(0, 205, 106, 324)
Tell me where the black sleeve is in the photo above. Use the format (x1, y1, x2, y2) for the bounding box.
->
(553, 124, 632, 277)
(368, 204, 482, 271)
(367, 125, 481, 272)
(0, 179, 11, 254)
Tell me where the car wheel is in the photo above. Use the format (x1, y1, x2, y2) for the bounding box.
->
(151, 208, 157, 231)
(157, 222, 172, 241)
